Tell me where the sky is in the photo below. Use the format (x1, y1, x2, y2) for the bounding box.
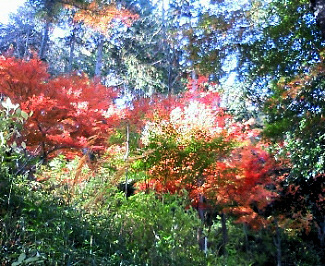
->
(0, 0, 26, 24)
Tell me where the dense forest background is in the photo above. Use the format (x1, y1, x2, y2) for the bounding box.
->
(0, 0, 324, 265)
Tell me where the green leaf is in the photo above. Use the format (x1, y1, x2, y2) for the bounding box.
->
(24, 256, 43, 263)
(12, 252, 26, 266)
(21, 110, 29, 120)
(21, 142, 26, 149)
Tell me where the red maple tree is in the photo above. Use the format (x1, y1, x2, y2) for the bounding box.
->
(0, 56, 118, 160)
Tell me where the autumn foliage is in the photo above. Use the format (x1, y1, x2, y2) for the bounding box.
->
(0, 56, 279, 229)
(135, 77, 277, 229)
(67, 1, 139, 34)
(0, 56, 118, 159)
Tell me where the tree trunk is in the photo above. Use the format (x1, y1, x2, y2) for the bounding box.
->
(15, 38, 22, 58)
(95, 35, 104, 78)
(197, 227, 208, 254)
(220, 212, 228, 256)
(24, 26, 31, 58)
(40, 21, 50, 60)
(243, 223, 250, 253)
(191, 69, 197, 91)
(316, 216, 325, 248)
(196, 193, 209, 253)
(124, 123, 130, 199)
(67, 24, 77, 73)
(273, 219, 282, 266)
(310, 0, 325, 39)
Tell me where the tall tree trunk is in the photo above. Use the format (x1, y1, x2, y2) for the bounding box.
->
(273, 219, 282, 266)
(124, 123, 130, 199)
(243, 223, 250, 253)
(197, 193, 208, 253)
(311, 0, 325, 39)
(167, 52, 174, 94)
(40, 21, 50, 60)
(15, 38, 22, 58)
(67, 24, 77, 73)
(191, 69, 197, 91)
(197, 227, 208, 253)
(220, 212, 228, 256)
(316, 216, 325, 249)
(24, 26, 31, 58)
(95, 35, 104, 78)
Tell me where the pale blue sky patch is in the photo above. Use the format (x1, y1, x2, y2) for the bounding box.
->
(0, 0, 26, 24)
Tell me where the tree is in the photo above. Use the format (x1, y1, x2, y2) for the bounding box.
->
(0, 4, 41, 58)
(0, 56, 118, 161)
(27, 0, 65, 60)
(134, 77, 277, 253)
(24, 0, 137, 65)
(263, 61, 325, 259)
(310, 0, 325, 38)
(70, 0, 139, 78)
(92, 0, 185, 95)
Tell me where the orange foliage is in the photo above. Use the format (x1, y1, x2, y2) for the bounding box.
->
(69, 1, 139, 34)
